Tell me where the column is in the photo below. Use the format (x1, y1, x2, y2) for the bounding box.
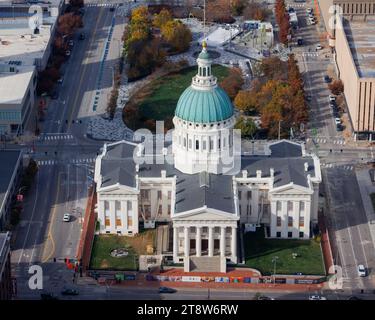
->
(208, 226, 214, 257)
(231, 226, 237, 261)
(109, 200, 116, 233)
(220, 226, 226, 257)
(184, 226, 190, 257)
(293, 201, 300, 238)
(196, 226, 202, 257)
(173, 226, 179, 260)
(270, 200, 277, 237)
(281, 200, 288, 238)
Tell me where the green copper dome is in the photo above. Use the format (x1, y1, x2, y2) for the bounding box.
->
(175, 86, 234, 123)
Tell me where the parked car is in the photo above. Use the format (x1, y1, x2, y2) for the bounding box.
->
(324, 75, 331, 83)
(79, 33, 85, 40)
(40, 292, 59, 300)
(159, 287, 176, 294)
(297, 37, 303, 46)
(306, 7, 313, 14)
(336, 124, 344, 132)
(309, 17, 316, 25)
(68, 40, 74, 47)
(358, 264, 367, 277)
(65, 50, 71, 57)
(309, 295, 327, 300)
(316, 44, 323, 51)
(348, 296, 362, 300)
(306, 94, 312, 101)
(329, 94, 336, 102)
(258, 295, 275, 300)
(63, 213, 71, 222)
(334, 117, 341, 125)
(61, 288, 79, 296)
(57, 77, 64, 84)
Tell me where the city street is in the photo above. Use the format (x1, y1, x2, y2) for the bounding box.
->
(10, 2, 124, 298)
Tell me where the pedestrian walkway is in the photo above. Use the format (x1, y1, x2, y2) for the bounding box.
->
(38, 133, 74, 141)
(306, 137, 346, 145)
(86, 3, 116, 7)
(321, 163, 354, 171)
(37, 157, 96, 166)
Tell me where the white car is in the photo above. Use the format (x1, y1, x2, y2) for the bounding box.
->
(309, 17, 316, 25)
(306, 8, 313, 14)
(357, 265, 367, 277)
(309, 295, 327, 300)
(316, 44, 323, 51)
(334, 117, 341, 125)
(65, 50, 71, 57)
(329, 95, 336, 102)
(63, 213, 71, 222)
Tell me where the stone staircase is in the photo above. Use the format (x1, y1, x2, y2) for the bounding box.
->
(189, 256, 225, 272)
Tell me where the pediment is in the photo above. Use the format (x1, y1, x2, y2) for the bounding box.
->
(173, 207, 238, 221)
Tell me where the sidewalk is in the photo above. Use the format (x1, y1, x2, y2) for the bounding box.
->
(356, 168, 375, 250)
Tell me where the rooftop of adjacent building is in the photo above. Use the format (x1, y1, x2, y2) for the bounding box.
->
(343, 17, 375, 78)
(0, 24, 52, 66)
(0, 150, 22, 214)
(0, 63, 35, 104)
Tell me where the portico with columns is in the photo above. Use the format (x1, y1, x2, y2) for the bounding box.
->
(172, 208, 239, 271)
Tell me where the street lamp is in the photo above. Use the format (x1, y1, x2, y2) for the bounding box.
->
(272, 256, 279, 284)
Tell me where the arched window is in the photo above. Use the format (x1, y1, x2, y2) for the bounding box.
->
(203, 68, 206, 77)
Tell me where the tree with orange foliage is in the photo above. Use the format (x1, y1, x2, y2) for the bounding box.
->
(220, 67, 244, 100)
(328, 79, 344, 95)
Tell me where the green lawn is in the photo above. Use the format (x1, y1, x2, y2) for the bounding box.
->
(89, 230, 156, 271)
(124, 65, 230, 131)
(243, 228, 325, 276)
(370, 193, 375, 213)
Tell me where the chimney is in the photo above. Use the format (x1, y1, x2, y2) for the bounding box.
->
(304, 162, 309, 172)
(161, 170, 166, 179)
(242, 170, 248, 178)
(135, 164, 139, 172)
(270, 168, 274, 178)
(256, 170, 262, 178)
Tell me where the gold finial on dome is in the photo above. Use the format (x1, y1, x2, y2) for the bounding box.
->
(202, 40, 207, 49)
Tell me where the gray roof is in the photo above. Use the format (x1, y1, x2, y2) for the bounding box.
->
(100, 143, 137, 188)
(0, 150, 22, 215)
(99, 140, 316, 214)
(269, 141, 302, 158)
(239, 156, 315, 188)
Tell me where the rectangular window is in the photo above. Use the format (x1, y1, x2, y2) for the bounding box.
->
(116, 219, 122, 227)
(300, 201, 305, 213)
(127, 216, 133, 227)
(141, 189, 150, 200)
(209, 138, 213, 150)
(158, 205, 162, 215)
(105, 218, 110, 227)
(168, 205, 171, 215)
(287, 201, 293, 212)
(276, 232, 281, 238)
(299, 216, 304, 227)
(288, 232, 293, 238)
(104, 201, 109, 211)
(127, 201, 132, 211)
(277, 216, 281, 227)
(183, 137, 186, 147)
(144, 205, 151, 218)
(247, 191, 252, 199)
(299, 231, 304, 238)
(288, 216, 293, 227)
(195, 140, 199, 150)
(203, 140, 206, 150)
(157, 190, 162, 200)
(238, 191, 242, 200)
(168, 191, 171, 200)
(276, 201, 281, 211)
